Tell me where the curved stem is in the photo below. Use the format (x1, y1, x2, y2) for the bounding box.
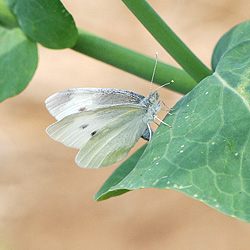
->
(73, 29, 197, 95)
(0, 0, 18, 28)
(122, 0, 213, 82)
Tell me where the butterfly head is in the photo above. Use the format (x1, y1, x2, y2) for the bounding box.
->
(140, 90, 161, 125)
(141, 90, 159, 107)
(148, 90, 159, 104)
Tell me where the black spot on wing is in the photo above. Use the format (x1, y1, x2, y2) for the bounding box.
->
(91, 131, 97, 137)
(79, 107, 86, 112)
(80, 124, 88, 129)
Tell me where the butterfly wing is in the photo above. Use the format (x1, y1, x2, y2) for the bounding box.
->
(45, 88, 145, 121)
(75, 106, 147, 168)
(46, 105, 144, 149)
(46, 87, 153, 141)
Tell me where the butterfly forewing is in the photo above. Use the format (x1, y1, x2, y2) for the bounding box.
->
(45, 88, 145, 121)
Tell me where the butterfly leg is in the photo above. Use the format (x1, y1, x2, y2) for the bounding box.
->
(147, 123, 152, 141)
(159, 100, 175, 112)
(154, 121, 160, 126)
(154, 116, 172, 128)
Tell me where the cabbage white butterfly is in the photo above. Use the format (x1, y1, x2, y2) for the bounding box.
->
(45, 55, 172, 168)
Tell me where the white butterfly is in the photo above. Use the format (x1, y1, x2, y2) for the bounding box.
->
(45, 56, 172, 168)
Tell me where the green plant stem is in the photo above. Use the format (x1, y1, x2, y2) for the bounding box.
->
(122, 0, 213, 83)
(73, 29, 197, 94)
(0, 0, 18, 28)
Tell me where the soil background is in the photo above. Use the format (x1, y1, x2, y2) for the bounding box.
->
(1, 0, 250, 249)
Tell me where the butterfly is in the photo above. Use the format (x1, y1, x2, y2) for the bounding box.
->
(45, 55, 173, 168)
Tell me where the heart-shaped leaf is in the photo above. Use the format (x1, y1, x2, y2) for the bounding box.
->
(96, 38, 250, 223)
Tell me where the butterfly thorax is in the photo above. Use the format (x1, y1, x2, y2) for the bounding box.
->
(140, 91, 161, 124)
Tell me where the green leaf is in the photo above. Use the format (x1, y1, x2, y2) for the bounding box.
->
(0, 27, 38, 102)
(95, 145, 147, 201)
(6, 0, 78, 49)
(212, 20, 250, 70)
(97, 40, 250, 223)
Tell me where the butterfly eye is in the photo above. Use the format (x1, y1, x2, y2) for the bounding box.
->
(149, 96, 155, 103)
(79, 107, 87, 112)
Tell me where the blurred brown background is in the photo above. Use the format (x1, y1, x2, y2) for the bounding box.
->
(1, 0, 250, 249)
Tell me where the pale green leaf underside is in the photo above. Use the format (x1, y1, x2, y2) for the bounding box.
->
(95, 145, 147, 201)
(96, 40, 250, 223)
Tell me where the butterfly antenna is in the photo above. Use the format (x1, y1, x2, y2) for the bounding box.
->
(150, 52, 158, 93)
(154, 80, 174, 92)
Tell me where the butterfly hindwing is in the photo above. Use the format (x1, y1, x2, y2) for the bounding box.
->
(45, 88, 145, 121)
(46, 105, 146, 150)
(75, 107, 147, 168)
